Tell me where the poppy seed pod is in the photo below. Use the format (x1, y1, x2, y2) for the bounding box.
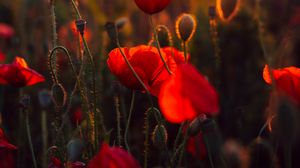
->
(75, 19, 86, 36)
(175, 13, 197, 42)
(151, 124, 168, 149)
(155, 25, 172, 47)
(216, 0, 241, 23)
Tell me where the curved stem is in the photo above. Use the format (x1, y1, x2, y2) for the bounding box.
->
(149, 15, 172, 74)
(25, 109, 37, 168)
(124, 91, 135, 153)
(177, 122, 189, 167)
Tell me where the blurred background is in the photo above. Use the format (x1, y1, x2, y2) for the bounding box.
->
(1, 0, 300, 167)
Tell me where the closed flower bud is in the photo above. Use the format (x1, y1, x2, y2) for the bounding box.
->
(188, 116, 203, 136)
(155, 25, 172, 47)
(67, 139, 84, 162)
(175, 13, 197, 42)
(151, 124, 168, 149)
(75, 19, 86, 36)
(38, 89, 52, 107)
(104, 22, 118, 43)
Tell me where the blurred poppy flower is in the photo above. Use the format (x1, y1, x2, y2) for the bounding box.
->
(263, 64, 300, 104)
(186, 132, 207, 160)
(161, 47, 189, 64)
(289, 7, 300, 26)
(107, 45, 176, 96)
(0, 23, 14, 39)
(48, 157, 63, 168)
(134, 0, 171, 14)
(0, 51, 5, 63)
(0, 128, 17, 168)
(158, 63, 219, 123)
(71, 107, 84, 125)
(0, 57, 45, 87)
(88, 143, 140, 168)
(66, 161, 86, 168)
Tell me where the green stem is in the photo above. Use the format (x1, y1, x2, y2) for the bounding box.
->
(149, 15, 172, 74)
(50, 0, 57, 79)
(114, 96, 122, 147)
(173, 122, 184, 152)
(183, 41, 187, 63)
(124, 91, 135, 153)
(25, 109, 37, 168)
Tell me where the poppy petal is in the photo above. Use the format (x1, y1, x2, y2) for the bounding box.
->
(159, 64, 219, 123)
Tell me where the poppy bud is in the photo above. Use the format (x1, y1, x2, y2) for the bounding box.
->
(155, 25, 172, 47)
(104, 22, 118, 43)
(188, 114, 208, 136)
(75, 19, 86, 36)
(216, 0, 241, 23)
(175, 13, 197, 42)
(38, 89, 52, 107)
(67, 139, 84, 162)
(151, 124, 168, 149)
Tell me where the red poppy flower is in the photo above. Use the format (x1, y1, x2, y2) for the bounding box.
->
(72, 107, 84, 125)
(263, 64, 300, 104)
(158, 63, 219, 123)
(88, 143, 140, 168)
(0, 128, 17, 168)
(48, 157, 63, 168)
(0, 57, 45, 87)
(186, 132, 207, 160)
(0, 51, 5, 63)
(161, 47, 190, 64)
(107, 45, 176, 96)
(134, 0, 171, 14)
(0, 23, 14, 39)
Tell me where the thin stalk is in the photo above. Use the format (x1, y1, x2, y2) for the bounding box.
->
(41, 110, 48, 168)
(124, 91, 136, 153)
(183, 41, 187, 63)
(149, 16, 172, 74)
(50, 0, 57, 79)
(25, 109, 37, 168)
(114, 96, 122, 147)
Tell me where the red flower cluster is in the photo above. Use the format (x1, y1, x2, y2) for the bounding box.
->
(0, 51, 5, 63)
(0, 128, 17, 168)
(0, 57, 45, 87)
(88, 143, 140, 168)
(134, 0, 171, 14)
(158, 63, 219, 123)
(263, 64, 300, 104)
(107, 45, 178, 96)
(0, 23, 14, 39)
